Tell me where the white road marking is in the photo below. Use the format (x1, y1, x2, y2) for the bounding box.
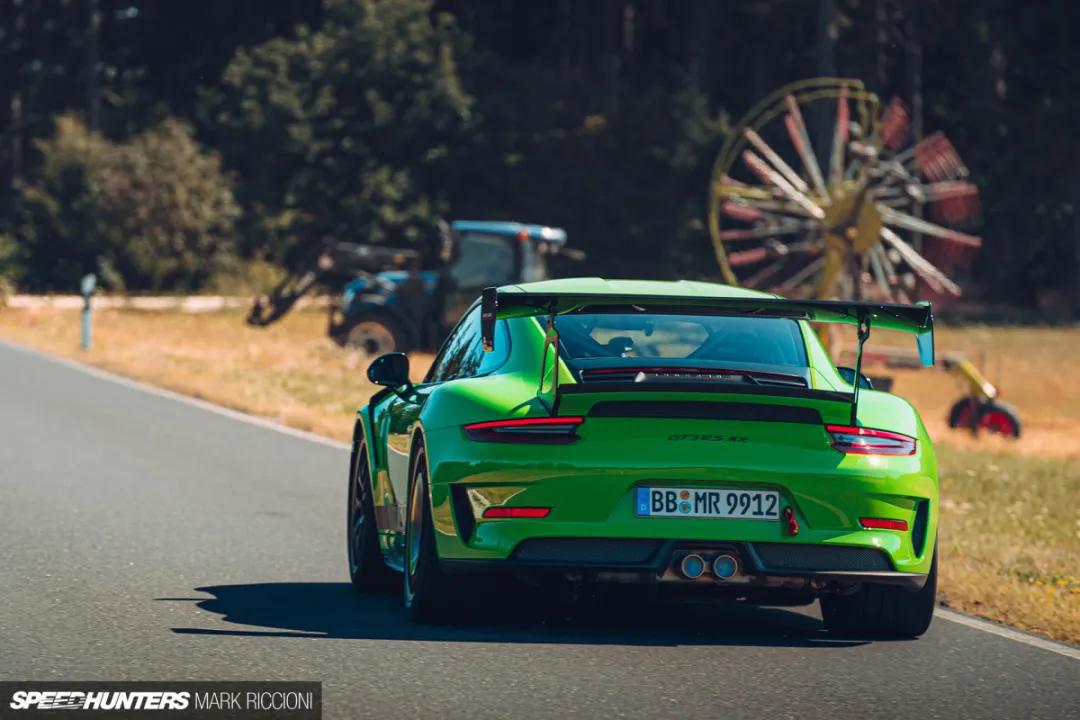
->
(935, 608, 1080, 660)
(3, 336, 1079, 660)
(0, 337, 350, 451)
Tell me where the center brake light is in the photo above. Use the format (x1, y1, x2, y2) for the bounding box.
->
(826, 425, 916, 456)
(463, 416, 585, 443)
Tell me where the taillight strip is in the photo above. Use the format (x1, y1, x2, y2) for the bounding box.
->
(825, 424, 917, 456)
(464, 416, 584, 443)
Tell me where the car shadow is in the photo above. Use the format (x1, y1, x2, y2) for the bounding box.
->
(162, 582, 871, 648)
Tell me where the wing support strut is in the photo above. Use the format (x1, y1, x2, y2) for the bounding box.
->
(850, 313, 871, 426)
(537, 307, 560, 415)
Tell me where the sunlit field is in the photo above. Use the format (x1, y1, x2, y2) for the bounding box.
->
(1, 306, 1077, 642)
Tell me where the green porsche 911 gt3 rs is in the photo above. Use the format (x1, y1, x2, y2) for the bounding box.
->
(348, 278, 939, 636)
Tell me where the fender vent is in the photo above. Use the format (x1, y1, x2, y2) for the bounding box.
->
(449, 485, 476, 544)
(912, 500, 930, 557)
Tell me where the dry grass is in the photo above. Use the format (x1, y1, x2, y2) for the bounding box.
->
(884, 325, 1080, 460)
(0, 306, 1077, 642)
(0, 306, 432, 443)
(937, 445, 1079, 643)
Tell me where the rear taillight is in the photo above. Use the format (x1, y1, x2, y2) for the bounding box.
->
(464, 416, 584, 443)
(825, 425, 916, 456)
(860, 517, 909, 531)
(482, 506, 551, 519)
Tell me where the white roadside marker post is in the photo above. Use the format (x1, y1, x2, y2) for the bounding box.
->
(80, 273, 96, 351)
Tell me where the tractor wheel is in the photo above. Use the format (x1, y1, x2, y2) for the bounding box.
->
(340, 312, 409, 355)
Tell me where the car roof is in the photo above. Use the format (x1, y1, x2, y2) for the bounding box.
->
(451, 220, 567, 244)
(501, 277, 776, 299)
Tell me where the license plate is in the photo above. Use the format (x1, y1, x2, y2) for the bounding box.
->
(635, 487, 780, 519)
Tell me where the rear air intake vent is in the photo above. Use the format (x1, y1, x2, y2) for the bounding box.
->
(912, 500, 930, 557)
(449, 485, 476, 544)
(751, 543, 893, 572)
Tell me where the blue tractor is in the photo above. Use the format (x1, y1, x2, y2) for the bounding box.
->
(247, 220, 576, 355)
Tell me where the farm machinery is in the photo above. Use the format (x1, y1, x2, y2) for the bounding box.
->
(707, 77, 1019, 437)
(247, 220, 576, 355)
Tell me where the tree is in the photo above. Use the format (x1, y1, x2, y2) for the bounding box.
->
(203, 0, 473, 265)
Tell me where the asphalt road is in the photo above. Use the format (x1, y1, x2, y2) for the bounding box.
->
(1, 339, 1077, 719)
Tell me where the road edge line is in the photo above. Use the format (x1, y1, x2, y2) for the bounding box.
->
(0, 336, 350, 451)
(935, 608, 1079, 660)
(4, 336, 1078, 659)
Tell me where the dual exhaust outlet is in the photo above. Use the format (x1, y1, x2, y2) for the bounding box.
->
(677, 553, 740, 581)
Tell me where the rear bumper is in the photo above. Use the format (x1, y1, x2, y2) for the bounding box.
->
(422, 424, 939, 578)
(440, 537, 928, 590)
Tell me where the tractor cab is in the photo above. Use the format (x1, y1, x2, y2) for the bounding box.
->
(335, 221, 571, 354)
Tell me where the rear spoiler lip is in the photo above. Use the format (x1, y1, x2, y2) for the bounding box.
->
(481, 287, 935, 367)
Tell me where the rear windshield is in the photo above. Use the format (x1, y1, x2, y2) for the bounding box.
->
(554, 313, 808, 367)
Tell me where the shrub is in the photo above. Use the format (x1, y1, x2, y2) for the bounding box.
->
(9, 115, 240, 291)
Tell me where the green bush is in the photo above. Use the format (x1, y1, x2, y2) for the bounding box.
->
(9, 115, 240, 292)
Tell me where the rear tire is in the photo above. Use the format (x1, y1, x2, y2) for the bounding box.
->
(403, 445, 458, 623)
(820, 549, 937, 638)
(347, 440, 397, 592)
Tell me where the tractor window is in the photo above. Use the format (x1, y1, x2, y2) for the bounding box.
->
(448, 233, 517, 290)
(555, 313, 807, 367)
(426, 307, 510, 383)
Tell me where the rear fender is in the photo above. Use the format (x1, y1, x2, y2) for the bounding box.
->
(357, 390, 403, 544)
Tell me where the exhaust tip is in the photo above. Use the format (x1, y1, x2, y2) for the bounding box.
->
(679, 553, 706, 579)
(712, 554, 739, 580)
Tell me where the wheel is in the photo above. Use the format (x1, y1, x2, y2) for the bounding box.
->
(820, 548, 937, 638)
(709, 78, 981, 307)
(975, 401, 1022, 438)
(947, 397, 978, 429)
(403, 444, 457, 623)
(947, 398, 1021, 438)
(347, 439, 397, 592)
(341, 312, 409, 355)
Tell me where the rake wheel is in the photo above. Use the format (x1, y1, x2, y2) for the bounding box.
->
(708, 78, 981, 305)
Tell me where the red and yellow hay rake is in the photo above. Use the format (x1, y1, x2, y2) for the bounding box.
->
(708, 78, 1019, 437)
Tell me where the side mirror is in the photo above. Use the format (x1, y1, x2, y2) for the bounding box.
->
(837, 366, 874, 390)
(367, 352, 411, 389)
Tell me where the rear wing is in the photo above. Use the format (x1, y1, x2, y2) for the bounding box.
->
(481, 287, 934, 366)
(481, 286, 933, 424)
